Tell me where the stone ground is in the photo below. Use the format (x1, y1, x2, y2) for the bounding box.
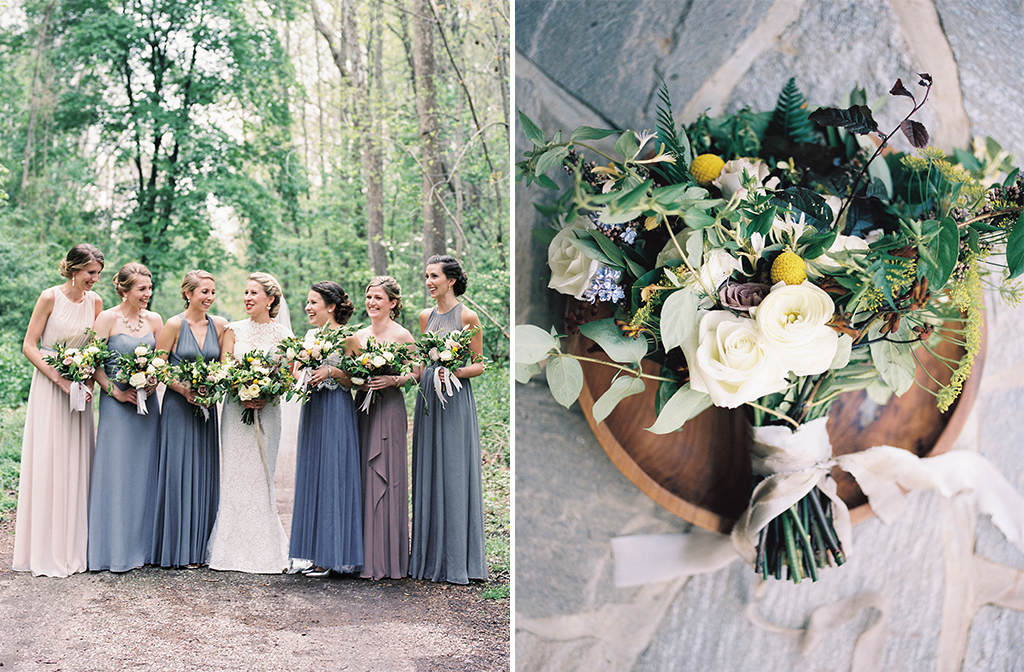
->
(0, 402, 510, 672)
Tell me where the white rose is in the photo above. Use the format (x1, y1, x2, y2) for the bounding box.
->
(443, 338, 459, 351)
(310, 345, 322, 359)
(129, 371, 148, 388)
(134, 345, 149, 356)
(85, 346, 100, 355)
(382, 351, 395, 362)
(683, 311, 789, 408)
(428, 347, 440, 361)
(152, 357, 166, 368)
(439, 350, 453, 362)
(253, 362, 270, 374)
(692, 248, 741, 294)
(371, 355, 387, 368)
(713, 158, 778, 200)
(547, 218, 601, 299)
(753, 282, 838, 376)
(286, 347, 297, 360)
(146, 363, 157, 375)
(350, 377, 365, 386)
(66, 348, 80, 357)
(323, 341, 334, 350)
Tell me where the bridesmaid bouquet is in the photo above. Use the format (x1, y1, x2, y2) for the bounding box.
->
(223, 350, 295, 425)
(277, 324, 356, 402)
(43, 328, 108, 412)
(417, 325, 485, 408)
(171, 356, 230, 420)
(110, 344, 171, 415)
(341, 337, 412, 413)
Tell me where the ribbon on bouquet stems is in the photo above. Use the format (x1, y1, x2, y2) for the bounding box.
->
(432, 366, 462, 407)
(359, 388, 374, 413)
(293, 368, 311, 397)
(69, 381, 88, 412)
(134, 388, 149, 415)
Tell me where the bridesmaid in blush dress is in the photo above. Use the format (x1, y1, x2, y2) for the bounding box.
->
(354, 276, 414, 580)
(13, 243, 105, 577)
(289, 281, 364, 577)
(410, 255, 488, 584)
(152, 270, 227, 568)
(88, 263, 164, 572)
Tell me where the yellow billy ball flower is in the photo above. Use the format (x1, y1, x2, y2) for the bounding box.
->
(770, 251, 807, 285)
(689, 154, 725, 188)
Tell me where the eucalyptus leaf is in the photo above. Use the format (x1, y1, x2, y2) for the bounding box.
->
(830, 334, 853, 369)
(579, 318, 648, 365)
(660, 288, 700, 352)
(570, 126, 618, 142)
(514, 324, 558, 364)
(646, 384, 713, 434)
(546, 355, 584, 408)
(515, 361, 542, 385)
(869, 324, 916, 396)
(592, 374, 647, 423)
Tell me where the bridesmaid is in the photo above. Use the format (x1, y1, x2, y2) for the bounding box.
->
(289, 281, 364, 577)
(14, 243, 104, 577)
(410, 255, 488, 584)
(152, 270, 227, 568)
(88, 263, 164, 572)
(354, 276, 414, 580)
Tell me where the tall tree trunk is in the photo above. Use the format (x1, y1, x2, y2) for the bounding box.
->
(21, 0, 56, 206)
(412, 0, 445, 264)
(366, 2, 386, 275)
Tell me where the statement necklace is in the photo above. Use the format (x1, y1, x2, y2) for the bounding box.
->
(122, 308, 144, 333)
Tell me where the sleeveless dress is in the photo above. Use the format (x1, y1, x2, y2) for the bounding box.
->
(87, 332, 161, 571)
(409, 304, 487, 584)
(13, 288, 99, 577)
(289, 330, 364, 574)
(152, 314, 221, 567)
(357, 385, 409, 580)
(207, 319, 291, 573)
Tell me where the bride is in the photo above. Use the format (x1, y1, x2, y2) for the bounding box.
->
(207, 272, 291, 573)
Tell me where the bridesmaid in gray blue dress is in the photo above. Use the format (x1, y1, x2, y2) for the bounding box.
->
(88, 263, 164, 572)
(152, 270, 227, 567)
(410, 255, 488, 584)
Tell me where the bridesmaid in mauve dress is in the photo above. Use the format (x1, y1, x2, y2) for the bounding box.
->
(152, 270, 227, 568)
(13, 243, 105, 577)
(288, 281, 364, 576)
(410, 255, 488, 584)
(354, 276, 415, 580)
(88, 263, 164, 572)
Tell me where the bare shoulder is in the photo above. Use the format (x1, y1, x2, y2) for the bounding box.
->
(395, 324, 415, 344)
(35, 286, 58, 310)
(210, 315, 229, 329)
(418, 308, 432, 331)
(145, 310, 164, 328)
(164, 314, 183, 329)
(460, 305, 481, 327)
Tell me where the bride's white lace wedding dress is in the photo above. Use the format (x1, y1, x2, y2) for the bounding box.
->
(207, 318, 291, 573)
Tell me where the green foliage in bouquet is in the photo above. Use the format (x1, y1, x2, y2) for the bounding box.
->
(224, 350, 294, 425)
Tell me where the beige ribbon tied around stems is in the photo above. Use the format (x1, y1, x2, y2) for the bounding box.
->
(69, 381, 88, 412)
(135, 388, 148, 415)
(432, 365, 462, 407)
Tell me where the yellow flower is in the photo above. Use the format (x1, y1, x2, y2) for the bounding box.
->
(770, 251, 807, 285)
(689, 154, 725, 188)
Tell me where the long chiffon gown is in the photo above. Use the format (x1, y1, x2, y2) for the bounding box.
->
(87, 332, 161, 571)
(289, 339, 364, 574)
(13, 288, 100, 577)
(357, 386, 409, 579)
(207, 319, 290, 574)
(152, 314, 221, 567)
(410, 304, 487, 584)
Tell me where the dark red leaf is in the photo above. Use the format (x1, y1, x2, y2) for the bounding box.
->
(918, 72, 933, 85)
(900, 119, 930, 148)
(889, 78, 914, 99)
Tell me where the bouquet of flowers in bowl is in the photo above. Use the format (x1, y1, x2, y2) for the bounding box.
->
(516, 74, 1024, 583)
(417, 325, 485, 408)
(110, 343, 171, 415)
(223, 350, 294, 425)
(277, 324, 356, 402)
(342, 337, 412, 413)
(171, 356, 230, 420)
(43, 328, 108, 412)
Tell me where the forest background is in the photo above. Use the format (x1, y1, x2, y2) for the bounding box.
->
(0, 0, 510, 596)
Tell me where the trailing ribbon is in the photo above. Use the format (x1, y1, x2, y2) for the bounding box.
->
(69, 381, 88, 412)
(432, 366, 462, 407)
(293, 368, 311, 396)
(359, 389, 375, 413)
(135, 389, 148, 415)
(200, 405, 210, 422)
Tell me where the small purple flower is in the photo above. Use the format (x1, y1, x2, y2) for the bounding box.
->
(589, 212, 639, 245)
(719, 282, 771, 312)
(584, 266, 626, 304)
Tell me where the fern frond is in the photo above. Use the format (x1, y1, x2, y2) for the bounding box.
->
(653, 83, 692, 184)
(771, 77, 820, 145)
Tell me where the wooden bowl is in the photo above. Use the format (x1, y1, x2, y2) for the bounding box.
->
(568, 309, 985, 534)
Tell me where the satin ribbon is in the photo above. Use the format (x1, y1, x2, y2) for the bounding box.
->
(135, 388, 148, 415)
(293, 368, 311, 396)
(69, 381, 88, 412)
(359, 389, 375, 413)
(432, 366, 462, 407)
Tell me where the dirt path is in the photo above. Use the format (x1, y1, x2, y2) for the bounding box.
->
(0, 402, 509, 671)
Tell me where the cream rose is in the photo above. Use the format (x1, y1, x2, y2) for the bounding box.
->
(350, 377, 365, 386)
(439, 350, 453, 362)
(134, 345, 149, 356)
(371, 355, 387, 368)
(547, 218, 601, 299)
(683, 311, 789, 408)
(129, 371, 148, 389)
(713, 158, 779, 200)
(428, 347, 440, 361)
(753, 282, 838, 376)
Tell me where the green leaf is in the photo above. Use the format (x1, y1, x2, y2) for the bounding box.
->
(613, 131, 639, 159)
(518, 110, 546, 146)
(613, 179, 652, 213)
(930, 217, 960, 288)
(514, 324, 558, 364)
(683, 207, 717, 229)
(592, 374, 647, 423)
(579, 229, 626, 268)
(515, 361, 542, 384)
(533, 147, 570, 176)
(535, 173, 558, 189)
(646, 384, 712, 434)
(1006, 212, 1024, 279)
(579, 318, 648, 365)
(659, 289, 700, 352)
(546, 355, 584, 408)
(532, 227, 558, 247)
(568, 234, 618, 269)
(571, 126, 618, 142)
(869, 323, 916, 396)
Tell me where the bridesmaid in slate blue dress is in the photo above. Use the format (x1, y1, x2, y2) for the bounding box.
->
(410, 255, 488, 584)
(88, 263, 164, 571)
(152, 270, 227, 567)
(289, 281, 364, 577)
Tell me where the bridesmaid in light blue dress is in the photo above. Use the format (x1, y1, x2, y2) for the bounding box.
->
(88, 263, 164, 572)
(152, 270, 227, 568)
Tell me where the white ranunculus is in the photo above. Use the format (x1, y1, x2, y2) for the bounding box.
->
(692, 248, 742, 295)
(382, 351, 395, 362)
(371, 355, 387, 368)
(129, 371, 148, 388)
(683, 310, 789, 408)
(547, 218, 601, 299)
(85, 346, 100, 355)
(439, 350, 453, 362)
(753, 282, 838, 376)
(713, 158, 779, 200)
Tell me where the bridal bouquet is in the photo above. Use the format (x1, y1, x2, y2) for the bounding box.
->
(516, 74, 1024, 582)
(417, 325, 485, 408)
(110, 343, 170, 415)
(223, 350, 294, 425)
(43, 328, 108, 412)
(171, 356, 229, 419)
(277, 324, 356, 402)
(341, 337, 412, 413)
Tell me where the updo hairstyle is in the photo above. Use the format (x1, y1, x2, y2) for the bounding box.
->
(426, 254, 468, 296)
(249, 272, 283, 319)
(112, 262, 152, 299)
(180, 270, 216, 308)
(366, 276, 403, 320)
(58, 243, 105, 278)
(311, 281, 354, 325)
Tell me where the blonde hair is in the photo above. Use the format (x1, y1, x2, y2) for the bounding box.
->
(180, 270, 216, 308)
(58, 244, 105, 278)
(113, 262, 152, 298)
(249, 272, 283, 319)
(366, 276, 403, 320)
